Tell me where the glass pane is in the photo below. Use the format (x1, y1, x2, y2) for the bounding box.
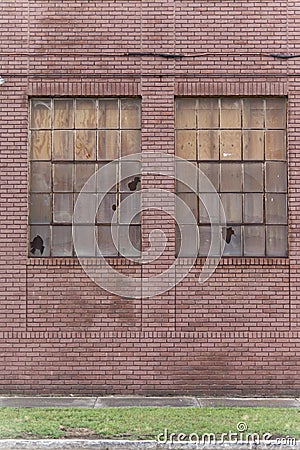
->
(199, 225, 221, 257)
(73, 225, 96, 257)
(199, 193, 220, 224)
(220, 130, 241, 159)
(98, 99, 119, 129)
(75, 130, 96, 160)
(120, 99, 141, 129)
(222, 225, 242, 256)
(30, 194, 51, 224)
(243, 98, 265, 128)
(29, 225, 50, 257)
(199, 163, 219, 192)
(53, 163, 73, 192)
(30, 162, 51, 192)
(244, 225, 265, 256)
(120, 161, 141, 192)
(53, 99, 74, 129)
(220, 163, 242, 192)
(176, 161, 197, 193)
(244, 163, 263, 192)
(73, 193, 97, 224)
(220, 98, 242, 128)
(266, 225, 288, 257)
(197, 98, 219, 128)
(220, 193, 242, 223)
(176, 224, 199, 257)
(266, 194, 287, 224)
(175, 130, 196, 160)
(96, 225, 118, 256)
(265, 162, 287, 192)
(176, 193, 198, 224)
(31, 131, 51, 160)
(53, 194, 73, 223)
(244, 193, 263, 223)
(119, 225, 141, 257)
(75, 99, 97, 128)
(52, 226, 73, 256)
(265, 130, 286, 160)
(198, 130, 219, 160)
(97, 162, 118, 193)
(121, 130, 141, 156)
(31, 99, 51, 129)
(74, 163, 96, 192)
(176, 98, 197, 129)
(266, 98, 286, 129)
(53, 130, 74, 160)
(243, 130, 264, 160)
(120, 193, 141, 224)
(97, 193, 117, 224)
(98, 130, 119, 160)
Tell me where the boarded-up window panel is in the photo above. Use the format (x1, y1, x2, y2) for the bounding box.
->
(53, 130, 74, 160)
(74, 163, 96, 193)
(75, 130, 96, 160)
(265, 130, 286, 160)
(266, 98, 286, 129)
(266, 194, 287, 224)
(98, 130, 119, 160)
(97, 225, 118, 256)
(31, 99, 51, 129)
(30, 194, 51, 224)
(119, 225, 141, 257)
(220, 163, 242, 192)
(220, 98, 242, 128)
(99, 100, 119, 129)
(243, 130, 264, 160)
(244, 225, 265, 256)
(220, 193, 242, 223)
(176, 98, 197, 129)
(29, 225, 50, 257)
(243, 98, 265, 128)
(120, 99, 141, 129)
(53, 194, 73, 223)
(197, 98, 219, 128)
(199, 163, 219, 192)
(223, 225, 242, 256)
(198, 130, 219, 160)
(52, 226, 73, 256)
(53, 163, 73, 192)
(121, 130, 141, 156)
(244, 193, 263, 223)
(97, 162, 118, 193)
(199, 194, 220, 223)
(220, 130, 241, 159)
(75, 99, 97, 128)
(244, 163, 263, 192)
(265, 162, 287, 192)
(266, 225, 288, 256)
(175, 130, 196, 160)
(31, 131, 51, 160)
(176, 193, 198, 224)
(176, 161, 198, 193)
(30, 162, 51, 192)
(97, 193, 117, 224)
(54, 99, 74, 129)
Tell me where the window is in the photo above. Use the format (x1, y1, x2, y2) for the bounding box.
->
(29, 98, 141, 257)
(175, 97, 288, 257)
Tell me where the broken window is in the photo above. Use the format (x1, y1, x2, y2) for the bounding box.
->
(29, 97, 141, 257)
(175, 97, 288, 257)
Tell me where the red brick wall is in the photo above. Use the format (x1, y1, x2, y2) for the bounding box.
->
(0, 0, 299, 395)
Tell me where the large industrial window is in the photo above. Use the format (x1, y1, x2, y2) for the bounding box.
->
(175, 97, 288, 257)
(29, 98, 141, 257)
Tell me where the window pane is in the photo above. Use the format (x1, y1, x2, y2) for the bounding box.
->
(244, 193, 263, 223)
(98, 130, 119, 160)
(244, 225, 265, 256)
(220, 98, 242, 128)
(75, 99, 97, 128)
(75, 130, 96, 160)
(119, 225, 141, 257)
(97, 162, 118, 193)
(199, 225, 221, 257)
(243, 130, 264, 160)
(31, 99, 51, 129)
(220, 193, 242, 223)
(220, 163, 242, 192)
(54, 99, 74, 129)
(120, 99, 141, 129)
(220, 130, 241, 159)
(73, 193, 97, 224)
(74, 163, 96, 192)
(176, 193, 198, 224)
(243, 98, 265, 128)
(29, 225, 50, 256)
(121, 130, 141, 156)
(96, 225, 118, 256)
(199, 163, 219, 192)
(198, 130, 219, 160)
(98, 99, 119, 129)
(53, 130, 74, 160)
(73, 225, 96, 257)
(120, 161, 141, 192)
(120, 193, 141, 224)
(265, 162, 287, 192)
(222, 225, 242, 256)
(199, 194, 220, 223)
(53, 194, 73, 223)
(266, 98, 286, 129)
(244, 163, 263, 192)
(31, 131, 51, 160)
(52, 226, 73, 256)
(266, 225, 288, 257)
(30, 194, 51, 224)
(176, 161, 198, 193)
(266, 193, 287, 224)
(175, 130, 196, 160)
(197, 98, 219, 128)
(97, 193, 117, 224)
(176, 98, 197, 129)
(30, 162, 51, 192)
(265, 130, 286, 160)
(53, 163, 73, 192)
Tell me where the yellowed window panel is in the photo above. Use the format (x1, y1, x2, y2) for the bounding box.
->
(54, 99, 74, 129)
(98, 130, 119, 160)
(244, 193, 263, 223)
(243, 130, 264, 160)
(220, 130, 241, 159)
(220, 163, 242, 192)
(265, 130, 286, 160)
(243, 98, 264, 128)
(99, 100, 119, 129)
(175, 130, 196, 160)
(31, 131, 51, 160)
(121, 130, 141, 156)
(31, 99, 51, 129)
(265, 98, 286, 129)
(176, 98, 197, 129)
(120, 99, 141, 129)
(220, 98, 242, 128)
(75, 130, 96, 160)
(198, 130, 219, 160)
(75, 99, 97, 128)
(244, 163, 263, 192)
(265, 161, 287, 192)
(53, 130, 74, 160)
(197, 98, 219, 128)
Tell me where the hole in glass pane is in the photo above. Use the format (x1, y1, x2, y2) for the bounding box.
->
(53, 163, 73, 192)
(220, 98, 242, 128)
(243, 130, 264, 160)
(266, 225, 288, 257)
(244, 193, 263, 223)
(53, 194, 73, 223)
(220, 163, 242, 192)
(97, 193, 118, 224)
(222, 225, 242, 256)
(53, 131, 74, 160)
(54, 99, 74, 129)
(175, 130, 196, 160)
(29, 225, 50, 256)
(30, 194, 51, 224)
(220, 193, 242, 223)
(52, 226, 73, 256)
(98, 130, 119, 160)
(220, 130, 241, 159)
(197, 98, 219, 128)
(120, 161, 141, 192)
(266, 194, 287, 224)
(30, 162, 51, 192)
(75, 130, 96, 160)
(31, 99, 51, 129)
(244, 163, 263, 192)
(31, 131, 51, 160)
(176, 98, 197, 129)
(244, 225, 265, 256)
(198, 130, 219, 160)
(121, 99, 141, 129)
(98, 99, 119, 129)
(265, 162, 287, 192)
(265, 130, 286, 160)
(75, 99, 97, 128)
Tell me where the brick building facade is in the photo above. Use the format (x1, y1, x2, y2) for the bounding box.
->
(0, 0, 299, 395)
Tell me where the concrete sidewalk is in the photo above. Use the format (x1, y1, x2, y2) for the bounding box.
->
(0, 395, 299, 408)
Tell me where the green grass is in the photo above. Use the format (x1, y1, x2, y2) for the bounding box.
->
(0, 407, 299, 440)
